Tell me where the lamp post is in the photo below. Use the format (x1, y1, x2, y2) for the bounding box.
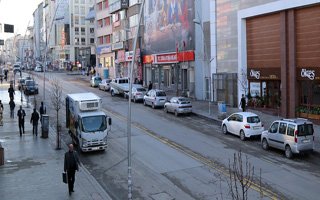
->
(127, 1, 145, 199)
(193, 18, 212, 115)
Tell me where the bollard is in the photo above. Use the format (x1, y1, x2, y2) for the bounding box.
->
(0, 143, 4, 166)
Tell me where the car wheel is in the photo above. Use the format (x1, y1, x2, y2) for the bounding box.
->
(174, 110, 179, 117)
(133, 97, 136, 103)
(240, 130, 246, 141)
(222, 125, 228, 134)
(164, 106, 168, 113)
(152, 103, 155, 109)
(285, 145, 293, 159)
(111, 90, 115, 96)
(143, 100, 147, 106)
(262, 139, 269, 150)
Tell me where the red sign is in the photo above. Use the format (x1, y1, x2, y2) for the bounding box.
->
(144, 51, 195, 64)
(155, 53, 178, 64)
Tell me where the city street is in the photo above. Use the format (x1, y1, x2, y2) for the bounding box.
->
(28, 71, 320, 200)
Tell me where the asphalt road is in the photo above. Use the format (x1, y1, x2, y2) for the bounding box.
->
(28, 71, 320, 200)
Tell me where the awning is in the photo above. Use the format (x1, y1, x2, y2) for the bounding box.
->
(85, 8, 95, 20)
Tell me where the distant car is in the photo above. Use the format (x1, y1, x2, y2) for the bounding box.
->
(13, 64, 21, 74)
(34, 65, 44, 72)
(164, 97, 192, 116)
(24, 80, 39, 95)
(124, 84, 147, 103)
(261, 118, 314, 158)
(143, 89, 167, 108)
(221, 112, 264, 141)
(90, 76, 102, 87)
(98, 79, 111, 91)
(17, 78, 26, 90)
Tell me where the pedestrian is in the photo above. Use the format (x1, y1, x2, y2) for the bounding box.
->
(0, 100, 3, 126)
(148, 81, 153, 91)
(39, 101, 46, 124)
(64, 144, 80, 196)
(9, 98, 15, 119)
(240, 94, 246, 112)
(17, 105, 26, 136)
(30, 108, 40, 136)
(8, 84, 15, 100)
(0, 76, 3, 84)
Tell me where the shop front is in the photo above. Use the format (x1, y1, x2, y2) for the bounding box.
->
(96, 44, 115, 78)
(142, 51, 194, 96)
(247, 68, 281, 109)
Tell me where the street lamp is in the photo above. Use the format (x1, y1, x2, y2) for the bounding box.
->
(127, 1, 145, 199)
(193, 18, 212, 115)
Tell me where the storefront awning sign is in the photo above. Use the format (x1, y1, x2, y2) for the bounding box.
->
(247, 68, 280, 80)
(154, 53, 178, 64)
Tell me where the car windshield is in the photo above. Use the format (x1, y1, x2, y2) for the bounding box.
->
(297, 124, 313, 136)
(156, 91, 166, 96)
(247, 116, 260, 123)
(82, 115, 107, 132)
(95, 77, 102, 81)
(178, 98, 190, 104)
(106, 79, 111, 83)
(26, 81, 35, 86)
(137, 88, 146, 92)
(119, 79, 128, 84)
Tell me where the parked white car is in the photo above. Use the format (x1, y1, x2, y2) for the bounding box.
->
(143, 89, 167, 108)
(164, 97, 192, 116)
(98, 79, 111, 91)
(124, 84, 147, 103)
(221, 112, 264, 140)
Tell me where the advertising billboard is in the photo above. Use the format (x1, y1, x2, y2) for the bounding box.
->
(143, 0, 195, 54)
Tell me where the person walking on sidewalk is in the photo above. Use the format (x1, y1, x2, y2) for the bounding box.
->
(64, 144, 80, 195)
(0, 100, 3, 126)
(8, 84, 15, 100)
(240, 94, 247, 112)
(39, 101, 46, 124)
(17, 106, 26, 136)
(9, 98, 15, 119)
(148, 81, 153, 91)
(30, 108, 40, 136)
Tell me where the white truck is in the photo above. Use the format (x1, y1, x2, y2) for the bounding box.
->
(66, 92, 112, 152)
(110, 77, 129, 97)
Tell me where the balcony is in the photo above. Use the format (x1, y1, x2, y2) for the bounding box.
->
(109, 0, 129, 14)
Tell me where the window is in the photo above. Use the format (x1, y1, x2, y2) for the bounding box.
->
(98, 19, 103, 28)
(80, 6, 85, 15)
(236, 114, 243, 122)
(75, 37, 80, 45)
(247, 116, 260, 123)
(104, 17, 111, 26)
(81, 27, 85, 35)
(98, 2, 103, 10)
(129, 14, 138, 28)
(90, 28, 94, 33)
(104, 0, 109, 8)
(80, 0, 85, 4)
(74, 16, 79, 25)
(297, 124, 314, 136)
(75, 27, 79, 35)
(105, 35, 111, 44)
(228, 114, 236, 121)
(98, 36, 103, 45)
(287, 124, 295, 136)
(75, 0, 79, 4)
(270, 122, 279, 133)
(74, 5, 79, 14)
(90, 38, 94, 44)
(80, 17, 85, 25)
(81, 38, 85, 45)
(279, 122, 287, 135)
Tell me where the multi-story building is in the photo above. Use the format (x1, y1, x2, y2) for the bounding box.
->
(215, 0, 320, 118)
(33, 2, 45, 62)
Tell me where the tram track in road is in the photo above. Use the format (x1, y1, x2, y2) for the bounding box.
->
(101, 107, 285, 200)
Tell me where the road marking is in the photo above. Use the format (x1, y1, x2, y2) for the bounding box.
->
(102, 108, 282, 200)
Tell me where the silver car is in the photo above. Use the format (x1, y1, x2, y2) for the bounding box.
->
(261, 118, 314, 158)
(143, 89, 167, 108)
(125, 84, 147, 103)
(99, 79, 111, 91)
(164, 97, 192, 116)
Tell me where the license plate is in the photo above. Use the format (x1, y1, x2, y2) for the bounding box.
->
(253, 126, 260, 130)
(303, 139, 310, 143)
(92, 147, 100, 150)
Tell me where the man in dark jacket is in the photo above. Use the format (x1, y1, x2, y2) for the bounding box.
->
(240, 94, 246, 112)
(30, 108, 40, 136)
(64, 144, 80, 195)
(17, 105, 26, 136)
(8, 84, 15, 100)
(9, 98, 15, 119)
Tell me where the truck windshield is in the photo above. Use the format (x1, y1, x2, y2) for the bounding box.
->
(82, 115, 107, 132)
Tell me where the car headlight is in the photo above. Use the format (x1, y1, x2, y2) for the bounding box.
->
(82, 138, 88, 147)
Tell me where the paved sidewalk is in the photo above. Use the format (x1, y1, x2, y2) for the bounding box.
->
(0, 84, 112, 200)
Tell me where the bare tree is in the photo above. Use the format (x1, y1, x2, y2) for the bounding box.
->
(227, 151, 255, 200)
(50, 78, 63, 149)
(238, 68, 248, 96)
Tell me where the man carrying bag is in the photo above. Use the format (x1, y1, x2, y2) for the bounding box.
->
(64, 144, 80, 195)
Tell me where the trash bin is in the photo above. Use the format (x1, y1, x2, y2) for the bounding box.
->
(0, 143, 4, 166)
(103, 69, 109, 79)
(41, 114, 49, 138)
(217, 101, 227, 120)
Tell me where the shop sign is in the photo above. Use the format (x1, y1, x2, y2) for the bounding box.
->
(117, 50, 125, 62)
(112, 42, 124, 50)
(154, 53, 178, 64)
(109, 0, 129, 13)
(96, 44, 112, 55)
(300, 68, 315, 80)
(125, 49, 140, 62)
(247, 68, 280, 80)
